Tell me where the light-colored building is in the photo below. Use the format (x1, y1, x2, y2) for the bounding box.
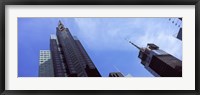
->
(125, 74, 133, 77)
(39, 50, 54, 77)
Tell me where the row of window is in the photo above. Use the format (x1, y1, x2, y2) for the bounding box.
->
(40, 53, 50, 55)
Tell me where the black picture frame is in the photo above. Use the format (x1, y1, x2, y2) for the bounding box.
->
(0, 0, 199, 95)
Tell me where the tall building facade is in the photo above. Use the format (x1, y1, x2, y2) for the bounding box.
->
(50, 21, 101, 77)
(129, 42, 182, 77)
(39, 50, 54, 77)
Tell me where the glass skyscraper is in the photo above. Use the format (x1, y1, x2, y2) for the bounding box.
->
(50, 21, 101, 77)
(129, 42, 182, 77)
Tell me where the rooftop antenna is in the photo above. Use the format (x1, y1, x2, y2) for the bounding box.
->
(112, 64, 125, 76)
(124, 38, 141, 50)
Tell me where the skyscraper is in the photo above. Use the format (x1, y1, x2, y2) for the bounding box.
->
(129, 42, 182, 77)
(109, 72, 124, 77)
(50, 20, 101, 77)
(39, 50, 54, 77)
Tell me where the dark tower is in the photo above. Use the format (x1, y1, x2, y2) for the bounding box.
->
(129, 41, 182, 77)
(177, 28, 182, 41)
(50, 20, 101, 77)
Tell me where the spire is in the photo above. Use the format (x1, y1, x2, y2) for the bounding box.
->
(58, 20, 65, 31)
(124, 38, 141, 50)
(129, 41, 142, 50)
(58, 20, 63, 26)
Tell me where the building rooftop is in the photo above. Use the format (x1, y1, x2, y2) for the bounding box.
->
(50, 34, 57, 39)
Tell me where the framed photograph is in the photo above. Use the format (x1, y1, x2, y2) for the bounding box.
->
(0, 0, 199, 95)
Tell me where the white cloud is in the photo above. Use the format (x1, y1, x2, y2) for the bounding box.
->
(74, 18, 182, 60)
(130, 18, 182, 60)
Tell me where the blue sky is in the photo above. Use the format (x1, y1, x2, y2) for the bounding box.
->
(18, 18, 182, 77)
